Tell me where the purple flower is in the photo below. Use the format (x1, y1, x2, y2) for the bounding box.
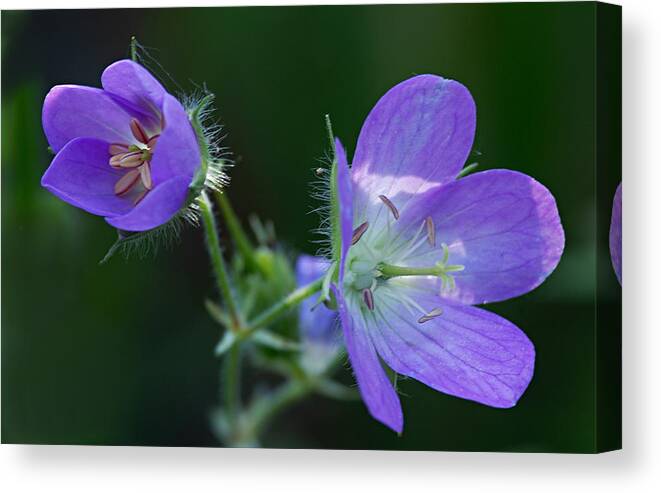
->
(609, 183, 622, 284)
(41, 60, 201, 232)
(330, 75, 565, 432)
(296, 255, 341, 374)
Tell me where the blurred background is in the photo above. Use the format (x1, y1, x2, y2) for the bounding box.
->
(1, 3, 620, 451)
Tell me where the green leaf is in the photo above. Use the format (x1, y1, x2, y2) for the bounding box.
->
(253, 330, 301, 352)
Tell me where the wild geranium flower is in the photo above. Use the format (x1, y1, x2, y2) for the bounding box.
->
(328, 75, 565, 432)
(41, 60, 201, 231)
(296, 255, 340, 375)
(609, 183, 622, 284)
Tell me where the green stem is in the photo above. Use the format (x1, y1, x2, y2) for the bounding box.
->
(199, 191, 241, 329)
(239, 379, 312, 445)
(223, 344, 242, 431)
(215, 191, 261, 273)
(239, 277, 324, 340)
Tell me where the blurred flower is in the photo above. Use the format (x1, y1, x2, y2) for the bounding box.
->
(609, 183, 622, 284)
(296, 255, 340, 375)
(41, 60, 201, 231)
(330, 75, 565, 432)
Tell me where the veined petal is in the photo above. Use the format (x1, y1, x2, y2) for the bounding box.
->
(149, 94, 201, 187)
(333, 285, 403, 433)
(296, 255, 341, 374)
(334, 138, 354, 284)
(391, 169, 564, 304)
(105, 175, 190, 232)
(41, 137, 133, 217)
(609, 183, 622, 284)
(101, 59, 166, 120)
(42, 85, 134, 152)
(370, 282, 535, 408)
(351, 75, 476, 225)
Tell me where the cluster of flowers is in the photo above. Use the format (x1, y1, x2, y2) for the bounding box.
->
(41, 58, 620, 434)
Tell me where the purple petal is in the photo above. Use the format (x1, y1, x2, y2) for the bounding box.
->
(370, 284, 535, 408)
(105, 175, 191, 232)
(394, 169, 565, 304)
(333, 285, 403, 433)
(42, 85, 134, 152)
(149, 94, 201, 187)
(101, 60, 166, 123)
(335, 138, 354, 283)
(351, 75, 476, 224)
(296, 255, 341, 374)
(41, 137, 133, 217)
(609, 183, 622, 284)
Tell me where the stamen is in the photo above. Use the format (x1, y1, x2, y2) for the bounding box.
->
(378, 195, 399, 220)
(352, 221, 369, 245)
(110, 151, 144, 169)
(146, 134, 159, 150)
(109, 143, 129, 155)
(417, 307, 443, 324)
(426, 216, 435, 247)
(133, 189, 148, 205)
(140, 162, 153, 190)
(362, 288, 375, 311)
(130, 118, 149, 144)
(114, 169, 141, 196)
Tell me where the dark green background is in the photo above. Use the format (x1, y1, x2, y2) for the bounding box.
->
(1, 2, 621, 451)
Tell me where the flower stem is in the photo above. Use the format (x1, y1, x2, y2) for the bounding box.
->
(238, 379, 313, 445)
(239, 277, 324, 340)
(223, 343, 242, 431)
(215, 191, 261, 274)
(199, 191, 241, 329)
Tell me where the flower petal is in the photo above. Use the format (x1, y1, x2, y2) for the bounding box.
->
(149, 94, 201, 187)
(334, 138, 354, 283)
(391, 169, 565, 304)
(609, 183, 622, 284)
(105, 175, 190, 232)
(41, 137, 133, 217)
(351, 75, 476, 224)
(333, 285, 403, 433)
(42, 85, 134, 152)
(370, 282, 535, 408)
(296, 255, 341, 374)
(101, 60, 166, 121)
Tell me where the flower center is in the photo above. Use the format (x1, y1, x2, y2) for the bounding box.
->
(109, 119, 160, 205)
(345, 194, 465, 316)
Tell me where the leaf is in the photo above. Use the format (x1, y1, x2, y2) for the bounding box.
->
(253, 330, 301, 352)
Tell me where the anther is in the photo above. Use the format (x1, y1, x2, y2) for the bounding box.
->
(133, 189, 148, 205)
(110, 151, 144, 169)
(114, 169, 141, 196)
(130, 118, 150, 144)
(109, 143, 129, 155)
(425, 216, 435, 247)
(352, 221, 369, 245)
(417, 307, 443, 324)
(362, 288, 375, 311)
(140, 162, 153, 190)
(146, 134, 159, 150)
(378, 195, 399, 220)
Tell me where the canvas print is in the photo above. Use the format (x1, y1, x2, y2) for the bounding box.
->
(1, 2, 621, 452)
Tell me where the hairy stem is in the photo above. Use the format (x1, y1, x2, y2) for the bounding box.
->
(223, 344, 242, 432)
(215, 191, 261, 274)
(199, 191, 241, 329)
